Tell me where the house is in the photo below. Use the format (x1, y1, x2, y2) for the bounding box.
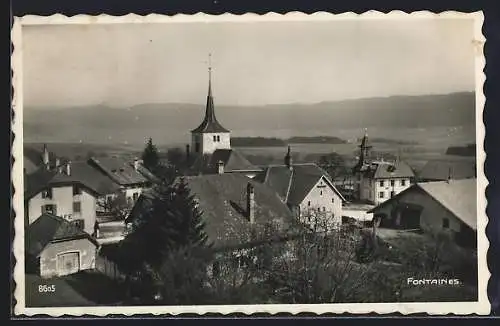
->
(128, 173, 297, 250)
(25, 213, 98, 278)
(23, 144, 68, 175)
(368, 179, 477, 248)
(187, 60, 262, 179)
(353, 130, 415, 205)
(255, 146, 346, 230)
(87, 157, 153, 206)
(24, 162, 104, 236)
(418, 160, 476, 182)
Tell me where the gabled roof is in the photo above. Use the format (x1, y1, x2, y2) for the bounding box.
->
(362, 160, 415, 179)
(418, 160, 476, 181)
(23, 145, 69, 175)
(368, 179, 477, 231)
(129, 174, 296, 249)
(190, 149, 262, 174)
(256, 163, 346, 205)
(190, 75, 229, 134)
(24, 166, 107, 200)
(26, 213, 97, 258)
(88, 157, 150, 186)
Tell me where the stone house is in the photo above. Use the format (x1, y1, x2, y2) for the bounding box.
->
(25, 213, 98, 278)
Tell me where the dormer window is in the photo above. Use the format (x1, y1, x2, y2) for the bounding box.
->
(41, 189, 52, 199)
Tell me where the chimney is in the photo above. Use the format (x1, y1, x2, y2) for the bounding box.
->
(217, 160, 224, 174)
(42, 144, 49, 169)
(247, 182, 255, 224)
(186, 144, 190, 163)
(133, 157, 139, 171)
(447, 166, 453, 183)
(66, 161, 71, 176)
(284, 145, 293, 170)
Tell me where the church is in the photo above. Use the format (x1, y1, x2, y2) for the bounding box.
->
(186, 57, 263, 179)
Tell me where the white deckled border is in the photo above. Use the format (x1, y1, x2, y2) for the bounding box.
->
(11, 10, 489, 316)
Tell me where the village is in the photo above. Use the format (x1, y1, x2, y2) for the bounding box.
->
(23, 63, 479, 306)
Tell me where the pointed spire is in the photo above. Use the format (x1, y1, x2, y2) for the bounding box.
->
(191, 53, 230, 134)
(285, 145, 293, 170)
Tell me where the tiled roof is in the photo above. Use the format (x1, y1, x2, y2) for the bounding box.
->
(88, 157, 150, 186)
(369, 179, 477, 231)
(362, 161, 415, 179)
(23, 146, 68, 175)
(418, 160, 476, 181)
(26, 213, 97, 258)
(190, 149, 262, 174)
(24, 166, 105, 200)
(417, 179, 477, 231)
(257, 163, 346, 206)
(129, 174, 296, 249)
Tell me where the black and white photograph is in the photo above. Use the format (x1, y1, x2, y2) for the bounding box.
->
(12, 12, 489, 315)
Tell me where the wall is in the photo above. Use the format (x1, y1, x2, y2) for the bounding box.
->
(39, 238, 97, 278)
(298, 176, 343, 229)
(123, 186, 143, 205)
(373, 178, 411, 205)
(191, 132, 231, 156)
(373, 187, 464, 234)
(28, 185, 97, 235)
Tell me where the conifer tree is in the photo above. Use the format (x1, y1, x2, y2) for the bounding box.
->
(141, 137, 160, 171)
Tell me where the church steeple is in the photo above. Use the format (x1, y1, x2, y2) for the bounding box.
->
(358, 128, 372, 164)
(191, 54, 230, 134)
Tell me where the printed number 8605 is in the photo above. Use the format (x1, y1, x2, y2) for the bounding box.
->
(38, 285, 56, 293)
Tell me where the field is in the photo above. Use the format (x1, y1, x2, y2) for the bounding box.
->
(23, 126, 476, 174)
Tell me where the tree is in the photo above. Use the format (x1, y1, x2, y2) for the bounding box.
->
(118, 177, 210, 302)
(141, 137, 160, 171)
(98, 191, 132, 220)
(318, 152, 349, 179)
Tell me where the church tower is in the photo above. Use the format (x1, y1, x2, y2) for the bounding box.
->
(190, 54, 231, 157)
(357, 128, 372, 168)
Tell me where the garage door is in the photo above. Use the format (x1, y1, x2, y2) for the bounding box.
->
(57, 252, 80, 276)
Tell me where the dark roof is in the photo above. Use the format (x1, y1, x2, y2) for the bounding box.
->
(129, 174, 296, 249)
(190, 79, 230, 133)
(368, 179, 477, 231)
(24, 166, 106, 200)
(23, 145, 68, 175)
(418, 160, 476, 181)
(26, 213, 97, 258)
(256, 163, 346, 205)
(360, 160, 415, 179)
(190, 149, 262, 174)
(88, 157, 150, 186)
(69, 161, 121, 195)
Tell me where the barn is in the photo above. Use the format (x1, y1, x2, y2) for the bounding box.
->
(368, 179, 477, 248)
(26, 213, 99, 278)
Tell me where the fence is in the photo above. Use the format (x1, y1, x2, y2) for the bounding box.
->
(95, 249, 127, 282)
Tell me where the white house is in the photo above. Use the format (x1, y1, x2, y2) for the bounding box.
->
(256, 147, 346, 231)
(25, 162, 101, 236)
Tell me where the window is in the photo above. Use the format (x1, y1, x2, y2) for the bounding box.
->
(320, 191, 323, 196)
(41, 189, 52, 199)
(379, 180, 384, 187)
(73, 185, 82, 196)
(379, 192, 384, 199)
(390, 180, 395, 187)
(331, 198, 335, 203)
(195, 142, 200, 153)
(317, 207, 321, 212)
(73, 219, 85, 230)
(133, 192, 139, 202)
(213, 135, 217, 142)
(307, 201, 311, 207)
(401, 179, 406, 186)
(42, 204, 57, 215)
(217, 135, 220, 142)
(322, 207, 326, 212)
(73, 202, 81, 213)
(442, 218, 450, 229)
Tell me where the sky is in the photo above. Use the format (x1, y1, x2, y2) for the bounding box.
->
(22, 18, 477, 108)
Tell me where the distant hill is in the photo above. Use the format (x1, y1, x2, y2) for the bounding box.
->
(23, 92, 475, 145)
